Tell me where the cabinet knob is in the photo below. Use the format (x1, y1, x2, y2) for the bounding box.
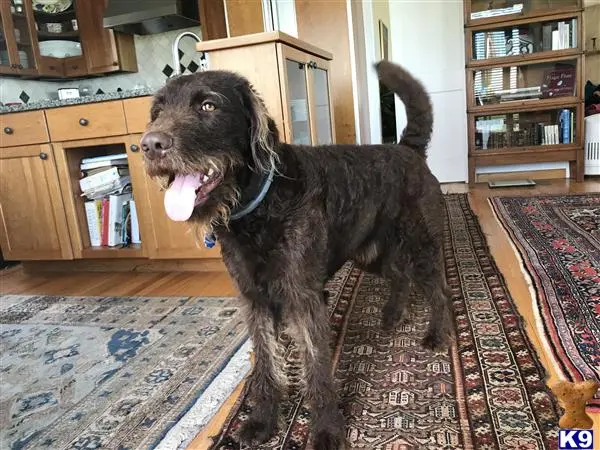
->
(130, 144, 139, 152)
(4, 127, 13, 134)
(79, 118, 89, 126)
(39, 152, 48, 160)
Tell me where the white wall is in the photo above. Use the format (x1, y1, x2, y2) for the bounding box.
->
(389, 0, 468, 183)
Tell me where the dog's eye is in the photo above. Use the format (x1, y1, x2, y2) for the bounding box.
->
(201, 102, 216, 112)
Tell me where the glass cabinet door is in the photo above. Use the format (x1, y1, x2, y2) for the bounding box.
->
(284, 58, 311, 145)
(470, 16, 579, 63)
(468, 0, 580, 22)
(0, 1, 37, 73)
(311, 66, 333, 145)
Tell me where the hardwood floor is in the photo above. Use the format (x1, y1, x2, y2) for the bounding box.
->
(1, 178, 599, 449)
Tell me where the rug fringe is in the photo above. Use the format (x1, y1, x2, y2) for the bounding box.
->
(154, 339, 252, 450)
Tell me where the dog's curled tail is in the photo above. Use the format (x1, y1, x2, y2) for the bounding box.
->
(376, 60, 433, 157)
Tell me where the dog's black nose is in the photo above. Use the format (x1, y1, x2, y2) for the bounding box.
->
(140, 132, 173, 159)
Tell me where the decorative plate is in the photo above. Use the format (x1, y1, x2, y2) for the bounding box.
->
(32, 0, 73, 14)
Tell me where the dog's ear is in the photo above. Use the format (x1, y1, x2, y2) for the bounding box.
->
(240, 82, 280, 172)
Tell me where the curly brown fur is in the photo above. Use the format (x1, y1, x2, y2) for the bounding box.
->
(142, 60, 454, 449)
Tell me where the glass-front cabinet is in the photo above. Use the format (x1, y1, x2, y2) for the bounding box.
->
(467, 15, 580, 65)
(0, 0, 38, 75)
(469, 57, 579, 108)
(464, 0, 585, 183)
(465, 0, 581, 25)
(280, 45, 334, 146)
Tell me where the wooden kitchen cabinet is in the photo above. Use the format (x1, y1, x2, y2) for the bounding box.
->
(0, 144, 73, 260)
(196, 32, 335, 146)
(76, 0, 137, 74)
(0, 0, 136, 78)
(0, 0, 40, 76)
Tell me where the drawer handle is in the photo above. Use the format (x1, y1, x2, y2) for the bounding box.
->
(39, 152, 48, 160)
(130, 144, 139, 152)
(4, 127, 13, 134)
(79, 118, 89, 126)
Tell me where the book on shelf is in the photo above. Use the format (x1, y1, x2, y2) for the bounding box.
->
(470, 3, 523, 20)
(129, 200, 141, 244)
(79, 166, 130, 192)
(108, 192, 132, 247)
(80, 153, 128, 171)
(541, 67, 576, 98)
(84, 195, 141, 248)
(475, 109, 574, 149)
(79, 151, 141, 248)
(542, 20, 577, 52)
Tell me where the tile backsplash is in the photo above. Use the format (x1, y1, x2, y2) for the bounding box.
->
(0, 27, 206, 104)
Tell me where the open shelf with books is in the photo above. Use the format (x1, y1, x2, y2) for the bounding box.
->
(464, 0, 585, 183)
(59, 140, 143, 259)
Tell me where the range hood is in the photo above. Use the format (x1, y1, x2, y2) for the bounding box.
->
(103, 0, 200, 35)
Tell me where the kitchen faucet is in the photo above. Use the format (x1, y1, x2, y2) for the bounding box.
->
(171, 31, 205, 76)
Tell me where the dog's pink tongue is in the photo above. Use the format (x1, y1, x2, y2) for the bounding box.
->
(164, 174, 202, 221)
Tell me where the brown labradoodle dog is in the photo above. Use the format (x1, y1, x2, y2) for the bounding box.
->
(140, 60, 454, 450)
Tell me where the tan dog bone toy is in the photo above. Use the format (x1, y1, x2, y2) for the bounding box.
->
(549, 379, 599, 429)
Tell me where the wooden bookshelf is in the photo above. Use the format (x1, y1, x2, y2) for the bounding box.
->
(464, 0, 585, 183)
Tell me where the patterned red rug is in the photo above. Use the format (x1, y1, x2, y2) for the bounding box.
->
(209, 194, 560, 449)
(491, 193, 600, 410)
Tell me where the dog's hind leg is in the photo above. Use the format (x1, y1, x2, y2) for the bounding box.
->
(290, 290, 345, 450)
(381, 269, 412, 330)
(238, 303, 286, 445)
(415, 254, 454, 351)
(379, 251, 413, 330)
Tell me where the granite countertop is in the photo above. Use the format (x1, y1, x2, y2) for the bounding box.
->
(0, 88, 156, 115)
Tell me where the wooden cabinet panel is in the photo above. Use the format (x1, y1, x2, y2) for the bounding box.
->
(0, 110, 49, 148)
(76, 0, 119, 74)
(124, 97, 152, 134)
(126, 135, 221, 259)
(0, 144, 72, 260)
(225, 0, 264, 37)
(38, 57, 64, 78)
(45, 101, 127, 141)
(63, 56, 87, 77)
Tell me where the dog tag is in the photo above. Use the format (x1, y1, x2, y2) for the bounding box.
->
(204, 232, 216, 248)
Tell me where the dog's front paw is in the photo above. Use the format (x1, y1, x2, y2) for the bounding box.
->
(239, 417, 276, 445)
(422, 327, 454, 352)
(312, 429, 346, 450)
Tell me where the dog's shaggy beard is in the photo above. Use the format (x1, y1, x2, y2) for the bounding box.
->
(145, 153, 242, 235)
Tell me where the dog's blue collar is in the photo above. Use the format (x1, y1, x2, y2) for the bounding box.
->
(204, 160, 276, 248)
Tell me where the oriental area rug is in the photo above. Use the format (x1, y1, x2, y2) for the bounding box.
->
(491, 193, 600, 410)
(0, 294, 250, 450)
(209, 194, 561, 450)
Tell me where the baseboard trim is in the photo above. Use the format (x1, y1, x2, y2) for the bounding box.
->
(22, 258, 227, 273)
(476, 168, 566, 183)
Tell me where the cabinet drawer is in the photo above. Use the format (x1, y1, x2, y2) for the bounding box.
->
(0, 110, 49, 148)
(39, 56, 64, 78)
(45, 101, 127, 141)
(64, 56, 87, 77)
(124, 96, 152, 133)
